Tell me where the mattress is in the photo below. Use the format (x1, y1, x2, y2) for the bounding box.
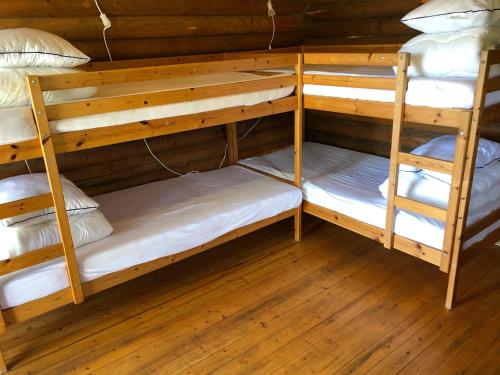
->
(240, 142, 500, 250)
(0, 166, 302, 309)
(301, 65, 500, 109)
(0, 71, 295, 146)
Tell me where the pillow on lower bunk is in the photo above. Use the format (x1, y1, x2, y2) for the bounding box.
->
(0, 210, 113, 261)
(378, 162, 500, 213)
(400, 135, 500, 183)
(401, 0, 500, 33)
(398, 27, 500, 78)
(0, 173, 99, 227)
(0, 67, 97, 108)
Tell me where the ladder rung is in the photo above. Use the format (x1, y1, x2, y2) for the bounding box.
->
(0, 193, 53, 220)
(394, 196, 448, 221)
(0, 243, 64, 276)
(486, 76, 500, 93)
(398, 153, 454, 174)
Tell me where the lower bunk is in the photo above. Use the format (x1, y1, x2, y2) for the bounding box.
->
(0, 166, 302, 323)
(240, 142, 500, 266)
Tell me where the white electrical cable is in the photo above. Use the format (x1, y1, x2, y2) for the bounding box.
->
(269, 15, 276, 50)
(218, 118, 262, 170)
(24, 160, 32, 174)
(94, 0, 113, 61)
(144, 139, 198, 177)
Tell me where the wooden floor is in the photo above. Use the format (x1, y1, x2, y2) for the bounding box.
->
(2, 216, 499, 374)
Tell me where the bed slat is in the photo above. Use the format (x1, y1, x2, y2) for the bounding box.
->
(394, 196, 448, 222)
(398, 153, 454, 174)
(303, 74, 396, 90)
(0, 193, 53, 220)
(304, 52, 398, 67)
(0, 244, 64, 276)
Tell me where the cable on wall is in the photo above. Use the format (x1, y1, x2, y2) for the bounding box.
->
(267, 0, 276, 50)
(218, 117, 262, 170)
(25, 160, 32, 174)
(94, 0, 113, 61)
(144, 139, 199, 177)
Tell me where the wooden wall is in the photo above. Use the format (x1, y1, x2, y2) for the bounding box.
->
(304, 0, 423, 45)
(0, 0, 305, 60)
(0, 1, 303, 194)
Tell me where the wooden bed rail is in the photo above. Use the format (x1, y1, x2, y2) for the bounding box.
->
(303, 52, 398, 67)
(38, 54, 298, 91)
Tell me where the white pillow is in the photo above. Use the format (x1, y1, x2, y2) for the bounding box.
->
(0, 28, 90, 68)
(0, 210, 113, 260)
(378, 161, 500, 212)
(400, 135, 500, 183)
(399, 27, 500, 78)
(402, 0, 500, 33)
(0, 67, 97, 109)
(0, 173, 99, 227)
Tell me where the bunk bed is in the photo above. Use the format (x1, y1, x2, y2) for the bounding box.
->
(0, 53, 304, 372)
(240, 46, 500, 310)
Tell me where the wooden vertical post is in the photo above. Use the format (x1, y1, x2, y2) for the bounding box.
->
(225, 122, 239, 165)
(440, 119, 471, 272)
(294, 53, 304, 242)
(26, 76, 84, 305)
(384, 53, 410, 249)
(0, 311, 7, 374)
(445, 51, 491, 309)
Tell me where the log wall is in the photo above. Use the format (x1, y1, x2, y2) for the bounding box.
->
(0, 1, 302, 194)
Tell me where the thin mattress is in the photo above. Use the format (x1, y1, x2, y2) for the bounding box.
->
(0, 71, 295, 146)
(0, 166, 302, 309)
(302, 65, 500, 109)
(240, 142, 500, 250)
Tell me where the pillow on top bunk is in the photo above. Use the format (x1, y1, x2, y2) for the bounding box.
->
(399, 27, 500, 78)
(0, 173, 99, 227)
(0, 67, 97, 108)
(0, 210, 113, 260)
(402, 0, 500, 33)
(0, 28, 90, 68)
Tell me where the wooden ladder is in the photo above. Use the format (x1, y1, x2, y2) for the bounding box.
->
(384, 53, 472, 273)
(23, 76, 84, 304)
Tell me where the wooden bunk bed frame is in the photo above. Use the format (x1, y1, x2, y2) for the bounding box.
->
(300, 46, 500, 310)
(0, 53, 303, 372)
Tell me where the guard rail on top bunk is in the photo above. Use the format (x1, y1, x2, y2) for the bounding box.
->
(0, 53, 303, 371)
(300, 47, 499, 309)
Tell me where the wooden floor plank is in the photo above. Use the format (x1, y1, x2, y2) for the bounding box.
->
(0, 217, 498, 374)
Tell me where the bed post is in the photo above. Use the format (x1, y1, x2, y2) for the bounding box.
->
(384, 53, 410, 249)
(225, 122, 239, 165)
(0, 311, 7, 374)
(445, 51, 491, 309)
(26, 76, 84, 305)
(294, 53, 304, 242)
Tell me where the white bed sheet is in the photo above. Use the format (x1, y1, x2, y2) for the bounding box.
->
(300, 65, 500, 109)
(0, 166, 302, 309)
(240, 142, 500, 250)
(0, 71, 295, 146)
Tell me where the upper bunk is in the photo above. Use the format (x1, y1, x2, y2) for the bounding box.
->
(0, 52, 301, 165)
(301, 45, 500, 129)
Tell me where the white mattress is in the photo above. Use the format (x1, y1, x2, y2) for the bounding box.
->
(0, 166, 302, 309)
(0, 71, 294, 146)
(303, 65, 500, 109)
(240, 142, 500, 250)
